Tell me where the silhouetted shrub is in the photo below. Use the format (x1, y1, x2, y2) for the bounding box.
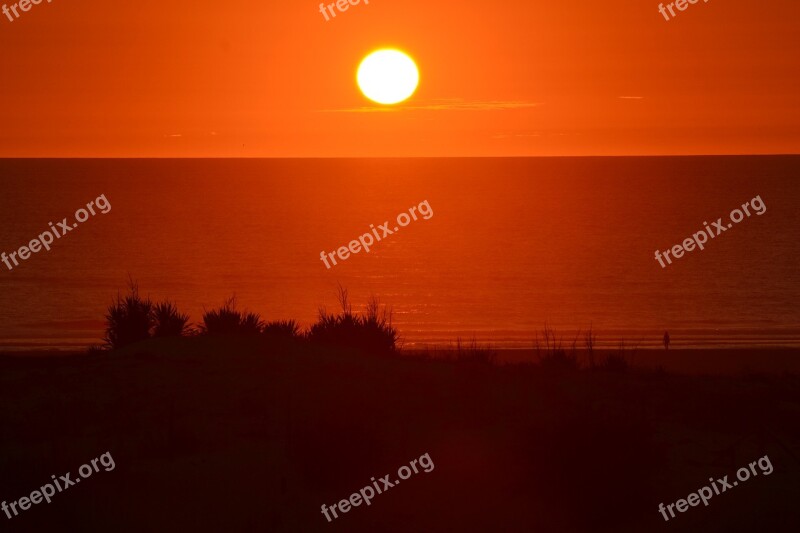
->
(454, 337, 497, 364)
(104, 281, 153, 349)
(535, 325, 579, 372)
(360, 296, 399, 350)
(201, 296, 263, 336)
(152, 301, 191, 338)
(308, 288, 397, 355)
(262, 319, 302, 342)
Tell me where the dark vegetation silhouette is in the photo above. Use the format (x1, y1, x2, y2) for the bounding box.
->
(102, 282, 397, 354)
(585, 323, 597, 368)
(200, 296, 264, 337)
(452, 337, 497, 364)
(601, 340, 633, 373)
(103, 281, 152, 349)
(152, 301, 191, 338)
(2, 279, 798, 532)
(261, 319, 301, 342)
(535, 324, 579, 372)
(99, 281, 652, 372)
(307, 285, 398, 355)
(104, 279, 194, 349)
(528, 324, 641, 373)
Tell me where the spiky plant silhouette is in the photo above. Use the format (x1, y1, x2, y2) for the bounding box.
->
(307, 286, 398, 355)
(104, 280, 153, 349)
(201, 296, 264, 336)
(262, 319, 302, 342)
(152, 301, 192, 338)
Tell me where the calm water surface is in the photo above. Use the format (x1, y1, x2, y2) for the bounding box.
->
(0, 157, 798, 349)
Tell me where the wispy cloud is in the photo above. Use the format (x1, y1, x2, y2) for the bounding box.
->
(322, 99, 542, 113)
(617, 96, 644, 100)
(490, 131, 576, 139)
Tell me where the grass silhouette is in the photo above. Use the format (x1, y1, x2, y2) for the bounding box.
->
(104, 280, 194, 349)
(103, 281, 398, 354)
(2, 280, 798, 532)
(262, 319, 302, 342)
(535, 324, 579, 372)
(307, 286, 398, 355)
(103, 280, 153, 349)
(453, 337, 497, 364)
(200, 296, 264, 337)
(152, 301, 192, 338)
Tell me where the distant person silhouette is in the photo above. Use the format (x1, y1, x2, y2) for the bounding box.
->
(663, 331, 670, 351)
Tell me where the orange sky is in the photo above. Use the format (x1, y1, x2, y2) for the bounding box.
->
(0, 0, 798, 156)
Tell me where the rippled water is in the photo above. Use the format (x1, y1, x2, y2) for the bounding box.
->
(0, 157, 798, 350)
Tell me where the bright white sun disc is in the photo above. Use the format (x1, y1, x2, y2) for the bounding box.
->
(357, 49, 419, 105)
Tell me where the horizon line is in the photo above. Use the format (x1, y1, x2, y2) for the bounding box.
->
(1, 154, 799, 160)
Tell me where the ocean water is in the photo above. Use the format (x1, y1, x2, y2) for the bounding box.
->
(0, 157, 798, 350)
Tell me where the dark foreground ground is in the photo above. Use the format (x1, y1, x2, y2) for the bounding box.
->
(1, 340, 799, 532)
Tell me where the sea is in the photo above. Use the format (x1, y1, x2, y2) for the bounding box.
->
(0, 156, 798, 350)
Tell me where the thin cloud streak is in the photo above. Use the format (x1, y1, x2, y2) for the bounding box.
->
(322, 99, 542, 113)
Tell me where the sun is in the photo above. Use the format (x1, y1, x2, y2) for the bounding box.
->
(357, 49, 419, 105)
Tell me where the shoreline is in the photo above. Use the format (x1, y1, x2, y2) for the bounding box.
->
(3, 346, 800, 375)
